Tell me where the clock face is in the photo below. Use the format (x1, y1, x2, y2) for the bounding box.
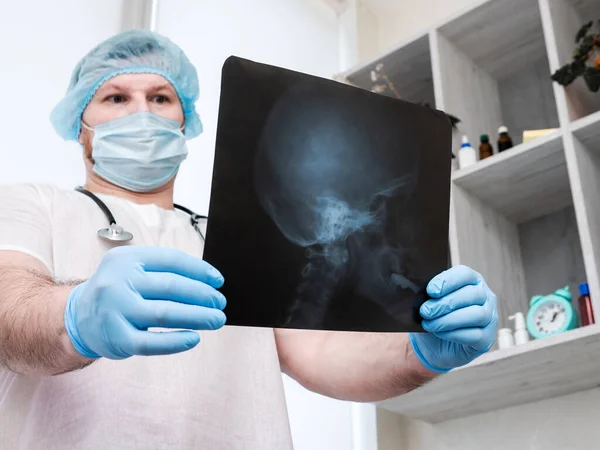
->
(533, 300, 567, 335)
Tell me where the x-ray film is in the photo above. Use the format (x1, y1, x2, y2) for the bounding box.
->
(202, 56, 452, 332)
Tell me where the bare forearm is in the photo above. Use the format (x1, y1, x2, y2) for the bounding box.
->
(277, 330, 437, 402)
(0, 265, 93, 376)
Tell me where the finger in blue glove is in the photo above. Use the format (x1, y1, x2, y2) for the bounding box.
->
(65, 246, 228, 360)
(409, 265, 498, 373)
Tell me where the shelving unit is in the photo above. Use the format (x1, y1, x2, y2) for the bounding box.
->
(336, 0, 600, 430)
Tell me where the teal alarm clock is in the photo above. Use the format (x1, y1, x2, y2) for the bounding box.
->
(526, 286, 578, 339)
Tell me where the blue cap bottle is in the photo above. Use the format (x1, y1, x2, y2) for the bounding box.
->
(578, 283, 594, 326)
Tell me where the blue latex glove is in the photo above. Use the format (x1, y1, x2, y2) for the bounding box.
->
(409, 265, 498, 373)
(64, 246, 227, 359)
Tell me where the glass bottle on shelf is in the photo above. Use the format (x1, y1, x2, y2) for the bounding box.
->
(578, 283, 595, 326)
(497, 126, 513, 152)
(458, 135, 476, 169)
(479, 134, 494, 160)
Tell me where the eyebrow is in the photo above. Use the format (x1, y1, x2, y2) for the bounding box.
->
(152, 84, 176, 93)
(97, 82, 174, 94)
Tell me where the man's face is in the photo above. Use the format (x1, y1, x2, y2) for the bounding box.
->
(79, 73, 184, 158)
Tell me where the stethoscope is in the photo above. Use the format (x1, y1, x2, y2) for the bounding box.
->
(74, 186, 207, 243)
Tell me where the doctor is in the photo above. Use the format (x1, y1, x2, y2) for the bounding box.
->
(0, 30, 497, 449)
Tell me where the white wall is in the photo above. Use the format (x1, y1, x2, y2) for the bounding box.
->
(283, 376, 354, 450)
(0, 0, 124, 187)
(365, 0, 479, 56)
(338, 0, 381, 72)
(342, 0, 482, 71)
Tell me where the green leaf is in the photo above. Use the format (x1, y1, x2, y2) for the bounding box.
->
(576, 35, 595, 58)
(551, 64, 576, 85)
(576, 21, 593, 42)
(572, 59, 587, 77)
(584, 67, 600, 92)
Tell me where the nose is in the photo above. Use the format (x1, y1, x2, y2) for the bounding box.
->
(129, 93, 151, 113)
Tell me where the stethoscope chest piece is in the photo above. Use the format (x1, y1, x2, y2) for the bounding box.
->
(98, 224, 134, 242)
(75, 186, 205, 243)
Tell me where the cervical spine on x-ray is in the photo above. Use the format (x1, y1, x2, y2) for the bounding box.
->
(253, 81, 421, 329)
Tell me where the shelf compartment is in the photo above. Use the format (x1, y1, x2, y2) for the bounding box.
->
(377, 324, 600, 423)
(571, 109, 600, 150)
(434, 0, 560, 151)
(344, 33, 435, 107)
(452, 130, 567, 223)
(546, 0, 600, 122)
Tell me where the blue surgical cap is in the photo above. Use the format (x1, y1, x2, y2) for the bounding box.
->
(50, 29, 202, 141)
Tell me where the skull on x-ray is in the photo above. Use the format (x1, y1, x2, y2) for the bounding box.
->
(254, 81, 421, 329)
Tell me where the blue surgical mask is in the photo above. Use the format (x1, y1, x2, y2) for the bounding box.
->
(82, 111, 188, 192)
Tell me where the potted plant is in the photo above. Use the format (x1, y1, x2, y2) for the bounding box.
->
(551, 20, 600, 92)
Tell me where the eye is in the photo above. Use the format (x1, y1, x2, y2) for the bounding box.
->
(152, 95, 169, 104)
(106, 94, 126, 104)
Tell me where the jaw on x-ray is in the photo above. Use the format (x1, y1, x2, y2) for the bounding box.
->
(202, 56, 451, 332)
(254, 84, 420, 329)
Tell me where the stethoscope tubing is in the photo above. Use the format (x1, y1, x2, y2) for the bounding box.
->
(74, 186, 207, 242)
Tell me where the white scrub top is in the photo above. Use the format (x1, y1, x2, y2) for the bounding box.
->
(0, 183, 293, 450)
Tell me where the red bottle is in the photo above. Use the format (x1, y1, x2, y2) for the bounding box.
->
(578, 283, 595, 326)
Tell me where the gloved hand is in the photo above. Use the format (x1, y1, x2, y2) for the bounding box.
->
(64, 245, 227, 359)
(409, 265, 498, 373)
